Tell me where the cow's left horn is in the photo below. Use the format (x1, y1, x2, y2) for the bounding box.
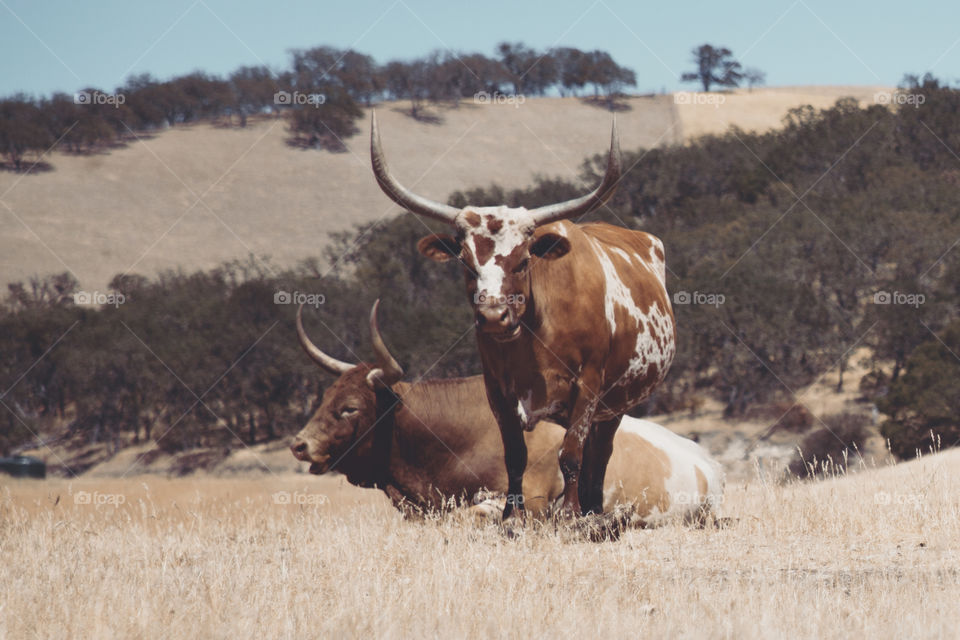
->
(529, 118, 621, 226)
(370, 111, 460, 225)
(366, 299, 404, 388)
(296, 304, 354, 374)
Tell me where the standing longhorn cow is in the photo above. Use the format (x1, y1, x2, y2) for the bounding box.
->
(369, 113, 677, 522)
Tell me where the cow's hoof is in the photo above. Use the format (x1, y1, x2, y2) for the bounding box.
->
(563, 505, 635, 542)
(500, 515, 527, 539)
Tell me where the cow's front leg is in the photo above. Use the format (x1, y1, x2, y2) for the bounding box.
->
(500, 418, 527, 522)
(557, 382, 601, 519)
(483, 380, 527, 522)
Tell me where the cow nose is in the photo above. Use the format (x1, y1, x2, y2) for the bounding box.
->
(476, 305, 511, 330)
(290, 437, 309, 460)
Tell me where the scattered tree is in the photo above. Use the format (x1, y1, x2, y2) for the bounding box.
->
(681, 44, 743, 92)
(744, 67, 766, 91)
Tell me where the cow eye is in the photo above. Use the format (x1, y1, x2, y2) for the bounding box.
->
(339, 407, 358, 418)
(513, 258, 530, 273)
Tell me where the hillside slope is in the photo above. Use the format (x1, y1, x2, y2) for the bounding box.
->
(0, 87, 887, 292)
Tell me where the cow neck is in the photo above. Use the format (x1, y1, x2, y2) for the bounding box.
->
(365, 384, 400, 487)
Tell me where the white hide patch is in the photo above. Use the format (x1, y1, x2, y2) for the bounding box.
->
(516, 399, 528, 425)
(458, 206, 534, 303)
(647, 238, 667, 284)
(517, 390, 563, 430)
(615, 417, 725, 522)
(588, 237, 675, 385)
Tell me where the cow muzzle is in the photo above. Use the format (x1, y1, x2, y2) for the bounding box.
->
(290, 435, 311, 461)
(475, 305, 520, 339)
(290, 436, 332, 473)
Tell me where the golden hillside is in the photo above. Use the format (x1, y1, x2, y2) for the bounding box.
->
(1, 87, 888, 292)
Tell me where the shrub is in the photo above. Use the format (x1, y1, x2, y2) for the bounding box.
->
(790, 413, 871, 477)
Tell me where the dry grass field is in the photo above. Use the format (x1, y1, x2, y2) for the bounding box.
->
(1, 87, 887, 293)
(2, 447, 958, 639)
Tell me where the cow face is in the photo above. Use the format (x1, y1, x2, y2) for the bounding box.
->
(418, 207, 571, 341)
(370, 112, 617, 340)
(290, 366, 379, 474)
(291, 301, 403, 473)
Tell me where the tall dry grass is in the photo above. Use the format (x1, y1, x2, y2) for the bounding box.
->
(2, 450, 959, 639)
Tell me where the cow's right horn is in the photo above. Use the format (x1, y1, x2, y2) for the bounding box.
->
(528, 117, 621, 226)
(366, 299, 404, 388)
(296, 304, 354, 374)
(370, 111, 460, 225)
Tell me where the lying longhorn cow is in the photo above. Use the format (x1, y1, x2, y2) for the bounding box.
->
(369, 114, 677, 522)
(289, 303, 720, 525)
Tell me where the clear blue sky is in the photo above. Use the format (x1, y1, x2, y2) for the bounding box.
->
(1, 0, 958, 97)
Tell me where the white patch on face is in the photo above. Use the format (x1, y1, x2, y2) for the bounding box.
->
(615, 417, 725, 522)
(457, 206, 535, 304)
(588, 238, 675, 384)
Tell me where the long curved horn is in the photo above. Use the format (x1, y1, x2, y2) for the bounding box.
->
(370, 111, 460, 225)
(296, 304, 354, 375)
(366, 299, 404, 388)
(529, 118, 621, 226)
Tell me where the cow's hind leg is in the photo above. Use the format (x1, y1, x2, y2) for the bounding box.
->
(577, 430, 596, 514)
(581, 416, 621, 514)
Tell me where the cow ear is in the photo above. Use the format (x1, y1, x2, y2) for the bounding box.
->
(530, 232, 571, 260)
(417, 234, 460, 262)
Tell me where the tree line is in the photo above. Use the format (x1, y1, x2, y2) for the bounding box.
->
(3, 76, 958, 466)
(0, 42, 636, 167)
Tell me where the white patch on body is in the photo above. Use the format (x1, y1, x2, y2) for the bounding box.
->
(609, 247, 633, 265)
(516, 399, 528, 424)
(588, 237, 675, 384)
(518, 390, 563, 430)
(646, 238, 667, 284)
(615, 417, 725, 522)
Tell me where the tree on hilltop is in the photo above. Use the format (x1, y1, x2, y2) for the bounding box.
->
(681, 44, 744, 92)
